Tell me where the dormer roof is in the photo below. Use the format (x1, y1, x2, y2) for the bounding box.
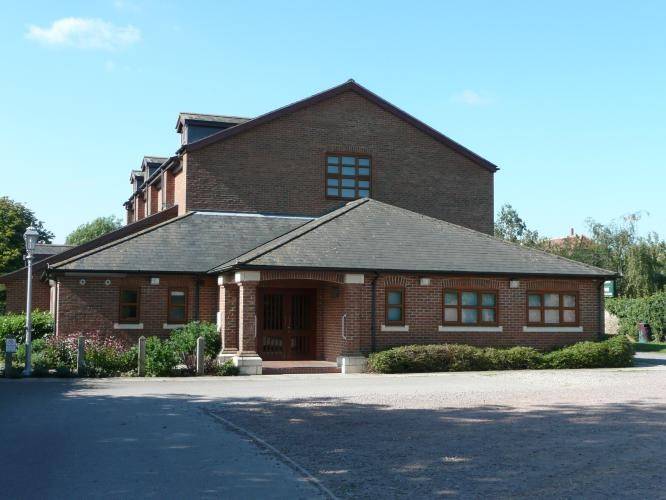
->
(175, 113, 251, 133)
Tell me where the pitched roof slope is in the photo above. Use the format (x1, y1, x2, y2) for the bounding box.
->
(179, 80, 499, 173)
(51, 212, 310, 274)
(0, 206, 179, 282)
(34, 244, 75, 257)
(213, 199, 615, 278)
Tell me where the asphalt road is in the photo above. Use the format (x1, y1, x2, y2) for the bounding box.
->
(2, 355, 666, 499)
(0, 379, 323, 499)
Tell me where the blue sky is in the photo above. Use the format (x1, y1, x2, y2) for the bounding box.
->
(1, 0, 664, 242)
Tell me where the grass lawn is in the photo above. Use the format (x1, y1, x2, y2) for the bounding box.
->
(634, 343, 666, 353)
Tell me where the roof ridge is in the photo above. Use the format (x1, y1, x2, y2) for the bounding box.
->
(50, 212, 195, 270)
(209, 198, 369, 273)
(368, 199, 615, 276)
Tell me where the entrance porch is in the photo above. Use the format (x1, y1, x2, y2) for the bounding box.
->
(216, 270, 369, 374)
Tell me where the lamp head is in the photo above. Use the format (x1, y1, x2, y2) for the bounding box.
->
(24, 226, 39, 254)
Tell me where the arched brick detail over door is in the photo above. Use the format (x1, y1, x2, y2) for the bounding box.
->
(260, 270, 345, 284)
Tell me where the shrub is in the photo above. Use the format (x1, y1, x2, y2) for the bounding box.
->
(606, 292, 666, 341)
(170, 322, 220, 358)
(368, 336, 634, 374)
(13, 332, 137, 377)
(541, 334, 634, 369)
(169, 322, 221, 372)
(144, 336, 178, 376)
(84, 338, 137, 377)
(0, 310, 54, 345)
(482, 346, 542, 370)
(216, 360, 240, 376)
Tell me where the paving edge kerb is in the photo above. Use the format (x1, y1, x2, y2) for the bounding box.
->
(202, 408, 338, 500)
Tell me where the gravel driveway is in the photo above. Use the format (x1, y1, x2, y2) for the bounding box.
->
(2, 358, 666, 499)
(209, 361, 666, 499)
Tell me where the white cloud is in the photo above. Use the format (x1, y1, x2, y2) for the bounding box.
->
(26, 17, 141, 51)
(452, 89, 492, 106)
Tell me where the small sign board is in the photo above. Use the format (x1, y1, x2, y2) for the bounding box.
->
(5, 338, 17, 353)
(603, 280, 615, 298)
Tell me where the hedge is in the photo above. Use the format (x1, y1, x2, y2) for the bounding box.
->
(606, 292, 666, 341)
(367, 335, 634, 373)
(0, 310, 54, 345)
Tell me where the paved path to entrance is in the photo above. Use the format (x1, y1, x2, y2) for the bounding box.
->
(2, 358, 666, 498)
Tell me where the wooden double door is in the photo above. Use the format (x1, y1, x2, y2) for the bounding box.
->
(258, 288, 317, 360)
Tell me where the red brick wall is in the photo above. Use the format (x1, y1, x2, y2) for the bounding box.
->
(134, 194, 146, 221)
(184, 90, 494, 233)
(55, 274, 218, 342)
(174, 168, 186, 216)
(367, 274, 602, 352)
(250, 271, 603, 358)
(2, 273, 51, 314)
(319, 284, 345, 361)
(148, 185, 159, 215)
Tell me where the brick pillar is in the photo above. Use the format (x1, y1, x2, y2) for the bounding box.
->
(148, 185, 159, 215)
(339, 274, 368, 374)
(136, 195, 145, 220)
(164, 170, 175, 208)
(232, 272, 262, 375)
(218, 283, 238, 357)
(341, 283, 363, 355)
(238, 282, 258, 355)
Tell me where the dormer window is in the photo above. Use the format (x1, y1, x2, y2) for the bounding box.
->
(325, 154, 371, 199)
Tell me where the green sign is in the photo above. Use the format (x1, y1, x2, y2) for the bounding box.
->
(603, 280, 615, 297)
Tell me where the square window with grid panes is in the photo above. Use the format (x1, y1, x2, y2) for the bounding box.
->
(443, 290, 497, 326)
(326, 154, 371, 199)
(527, 292, 578, 325)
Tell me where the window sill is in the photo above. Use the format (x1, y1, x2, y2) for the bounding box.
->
(381, 324, 409, 332)
(163, 323, 185, 330)
(522, 326, 583, 333)
(113, 323, 144, 330)
(438, 325, 503, 333)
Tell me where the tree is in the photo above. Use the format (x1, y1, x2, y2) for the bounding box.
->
(0, 197, 54, 274)
(65, 215, 123, 246)
(494, 204, 542, 246)
(495, 204, 666, 298)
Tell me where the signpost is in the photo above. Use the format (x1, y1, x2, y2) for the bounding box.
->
(5, 338, 16, 378)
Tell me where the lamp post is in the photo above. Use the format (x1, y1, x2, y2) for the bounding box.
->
(22, 226, 39, 377)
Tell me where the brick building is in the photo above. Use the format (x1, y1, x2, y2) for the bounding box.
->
(0, 80, 614, 374)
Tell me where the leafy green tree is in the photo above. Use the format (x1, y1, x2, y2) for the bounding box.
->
(624, 236, 666, 297)
(494, 204, 542, 246)
(0, 197, 54, 274)
(495, 205, 666, 298)
(65, 215, 122, 246)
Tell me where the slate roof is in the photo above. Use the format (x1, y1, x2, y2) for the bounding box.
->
(0, 207, 180, 282)
(51, 212, 311, 274)
(34, 244, 75, 257)
(213, 199, 615, 278)
(179, 80, 500, 173)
